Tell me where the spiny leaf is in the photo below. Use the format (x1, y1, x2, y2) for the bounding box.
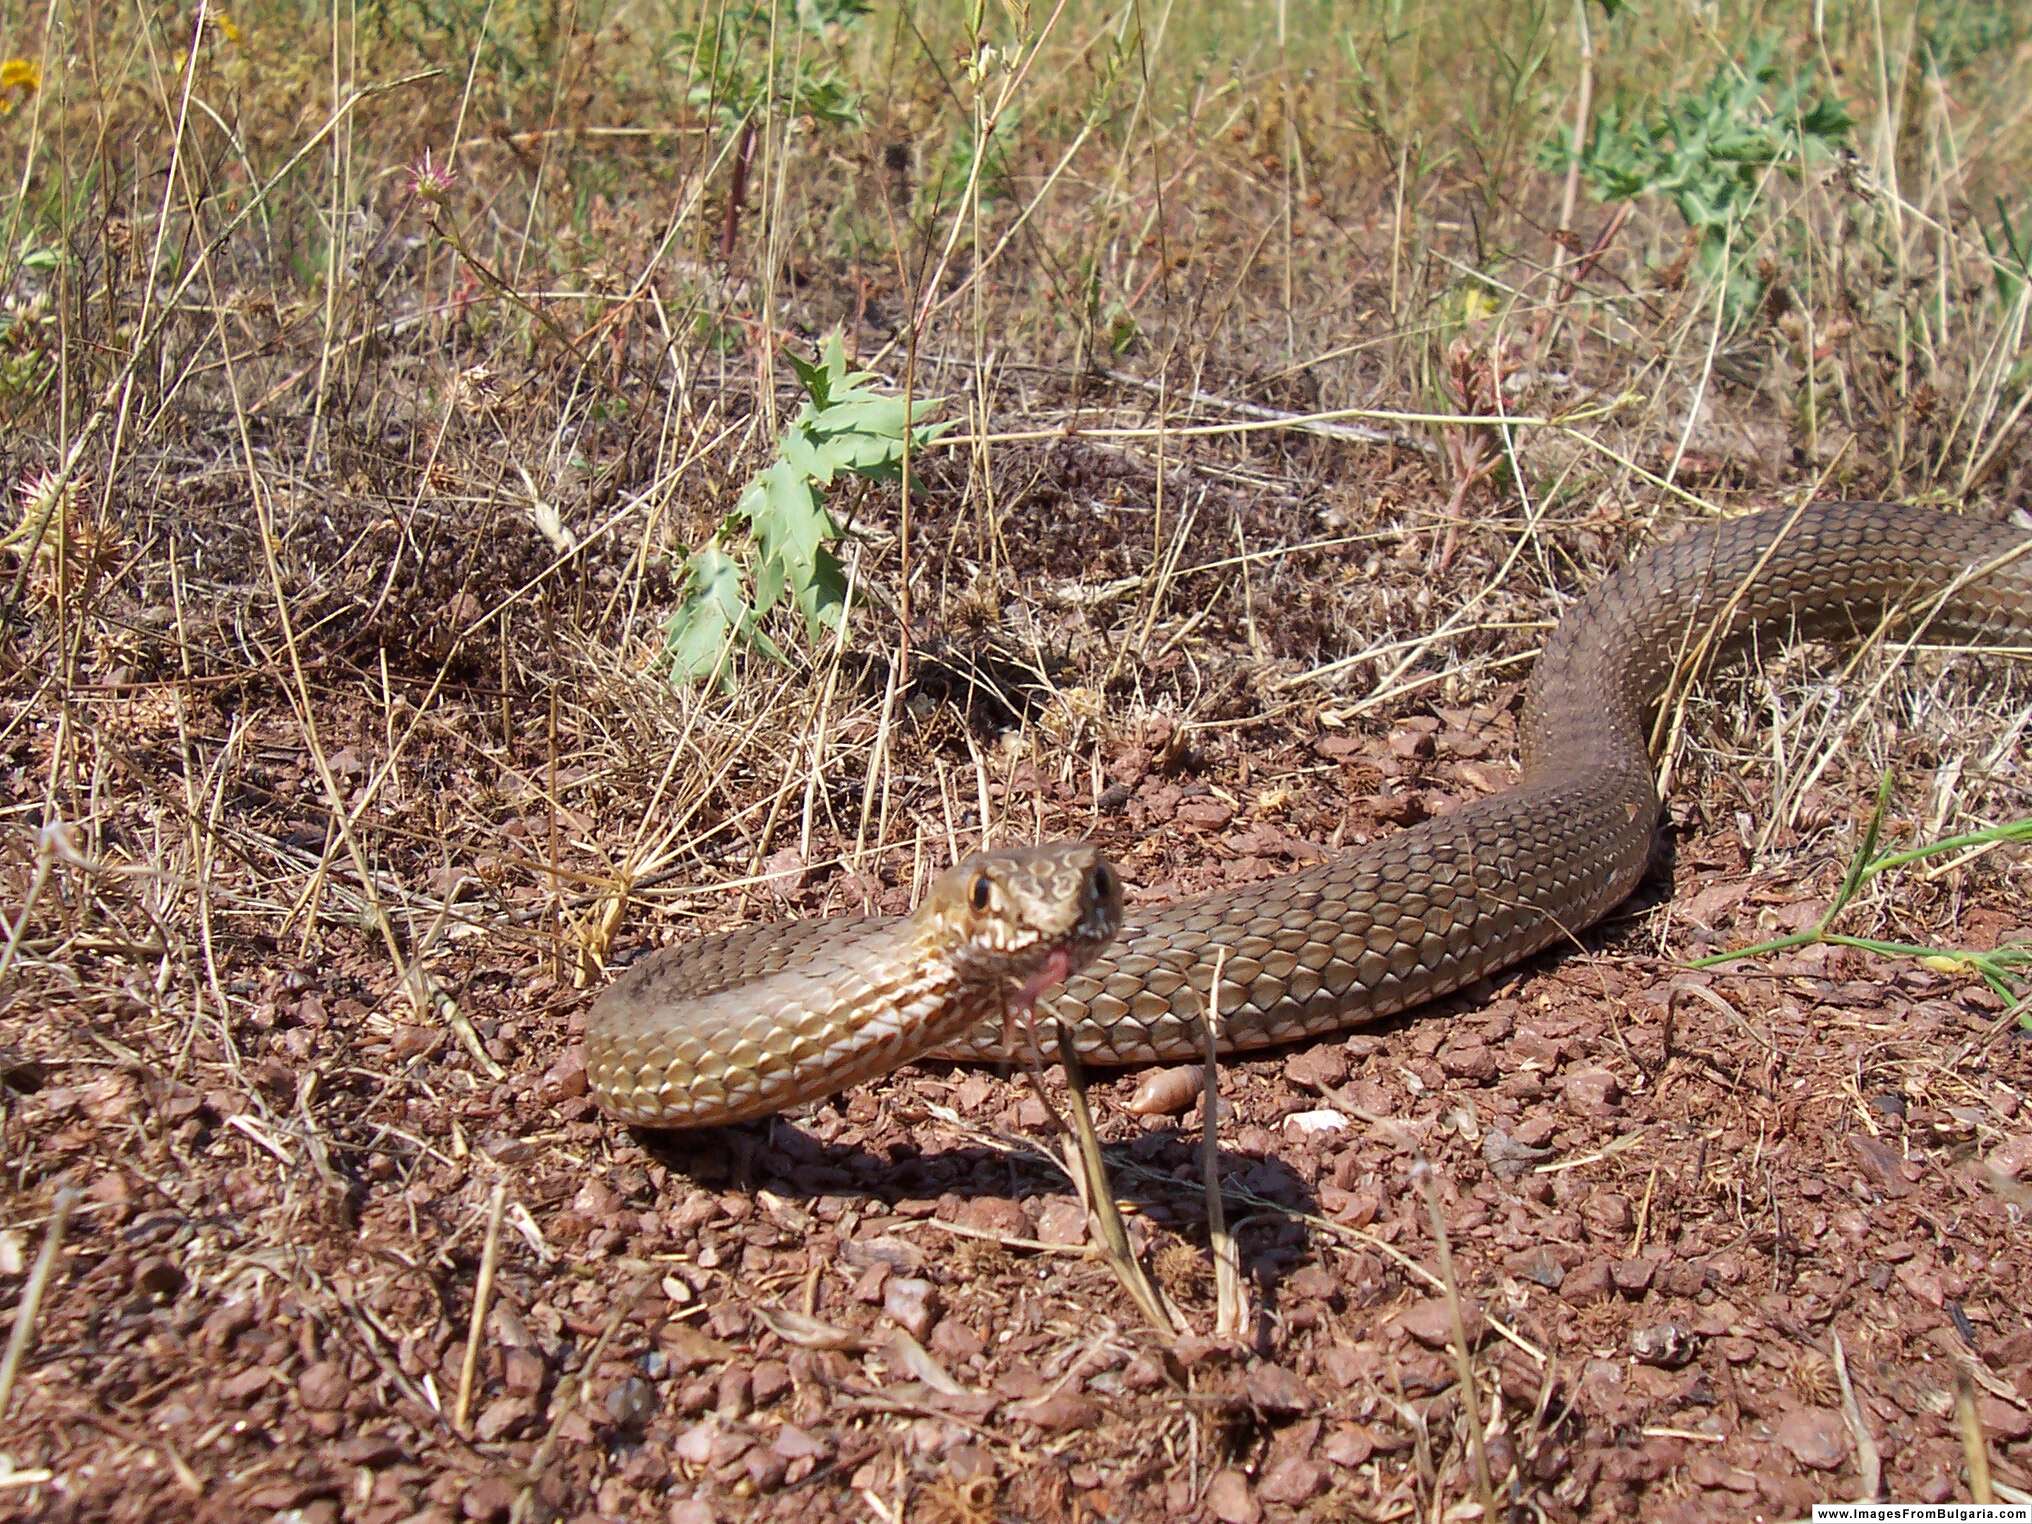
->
(796, 545, 848, 637)
(660, 332, 947, 686)
(664, 544, 786, 689)
(1538, 38, 1851, 326)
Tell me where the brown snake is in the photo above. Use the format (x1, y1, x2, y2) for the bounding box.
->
(586, 503, 2032, 1128)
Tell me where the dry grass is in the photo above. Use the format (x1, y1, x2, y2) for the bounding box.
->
(2, 1, 2030, 1519)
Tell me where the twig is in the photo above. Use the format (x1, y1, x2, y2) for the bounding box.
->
(3, 70, 439, 613)
(1054, 1021, 1178, 1337)
(1197, 949, 1247, 1338)
(0, 822, 79, 987)
(1956, 1371, 1994, 1504)
(1831, 1332, 1882, 1500)
(509, 1294, 641, 1524)
(456, 1181, 508, 1433)
(0, 1187, 80, 1423)
(1414, 1162, 1495, 1517)
(1095, 367, 1435, 455)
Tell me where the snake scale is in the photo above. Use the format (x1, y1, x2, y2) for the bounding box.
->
(586, 503, 2032, 1127)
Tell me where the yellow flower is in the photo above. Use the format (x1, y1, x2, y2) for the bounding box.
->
(209, 11, 242, 43)
(0, 58, 39, 113)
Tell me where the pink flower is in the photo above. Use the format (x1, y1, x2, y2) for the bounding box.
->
(408, 148, 458, 206)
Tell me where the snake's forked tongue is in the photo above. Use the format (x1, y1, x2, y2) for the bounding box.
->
(1001, 946, 1075, 1059)
(1019, 946, 1074, 1009)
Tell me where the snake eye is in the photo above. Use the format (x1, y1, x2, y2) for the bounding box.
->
(970, 873, 993, 912)
(1092, 863, 1114, 899)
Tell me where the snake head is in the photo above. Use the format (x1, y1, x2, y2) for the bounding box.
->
(912, 842, 1123, 1008)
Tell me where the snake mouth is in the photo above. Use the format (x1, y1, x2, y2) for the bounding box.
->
(1016, 944, 1076, 1012)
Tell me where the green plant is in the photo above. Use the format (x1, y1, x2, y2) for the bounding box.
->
(678, 0, 870, 256)
(1691, 773, 2032, 1022)
(663, 335, 949, 687)
(0, 241, 60, 415)
(1543, 39, 1852, 323)
(919, 105, 1021, 222)
(1980, 198, 2031, 310)
(1918, 1, 2023, 80)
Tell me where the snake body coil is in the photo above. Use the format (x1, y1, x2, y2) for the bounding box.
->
(586, 504, 2032, 1128)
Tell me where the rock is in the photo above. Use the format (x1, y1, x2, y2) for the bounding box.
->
(1393, 1296, 1484, 1350)
(1979, 1396, 2032, 1442)
(1773, 1407, 1847, 1470)
(132, 1255, 185, 1301)
(1563, 1067, 1623, 1115)
(1284, 1108, 1349, 1136)
(1850, 1135, 1914, 1197)
(1506, 1248, 1567, 1288)
(460, 1477, 514, 1520)
(1629, 1323, 1694, 1368)
(606, 1377, 656, 1428)
(1171, 1333, 1242, 1369)
(1562, 1259, 1615, 1304)
(1205, 1469, 1260, 1523)
(543, 1052, 588, 1099)
(1283, 1046, 1350, 1091)
(1259, 1455, 1326, 1504)
(1687, 1454, 1759, 1493)
(744, 1446, 789, 1491)
(673, 1422, 719, 1466)
(1321, 1426, 1373, 1467)
(1010, 1391, 1097, 1431)
(715, 1366, 751, 1419)
(1316, 1344, 1378, 1391)
(1176, 798, 1235, 830)
(1034, 1199, 1089, 1247)
(1484, 1129, 1555, 1179)
(1611, 1255, 1659, 1294)
(751, 1360, 792, 1406)
(954, 1197, 1030, 1237)
(1244, 1362, 1312, 1415)
(503, 1348, 545, 1396)
(389, 1025, 440, 1060)
(1438, 1043, 1498, 1082)
(297, 1360, 348, 1411)
(930, 1319, 985, 1363)
(771, 1423, 827, 1459)
(1986, 1133, 2032, 1181)
(882, 1277, 940, 1340)
(1584, 1193, 1634, 1236)
(474, 1395, 531, 1442)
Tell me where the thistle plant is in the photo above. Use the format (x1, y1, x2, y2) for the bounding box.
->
(663, 335, 949, 687)
(1543, 39, 1852, 324)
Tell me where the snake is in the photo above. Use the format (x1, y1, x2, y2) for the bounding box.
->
(585, 503, 2032, 1128)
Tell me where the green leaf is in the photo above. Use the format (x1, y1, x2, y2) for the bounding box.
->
(786, 344, 832, 408)
(779, 427, 837, 486)
(664, 332, 946, 688)
(663, 545, 784, 687)
(801, 333, 854, 408)
(1544, 38, 1853, 327)
(796, 545, 848, 636)
(748, 459, 832, 568)
(816, 393, 913, 443)
(752, 550, 787, 617)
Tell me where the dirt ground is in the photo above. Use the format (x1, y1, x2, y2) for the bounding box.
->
(4, 374, 2029, 1522)
(3, 13, 2032, 1515)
